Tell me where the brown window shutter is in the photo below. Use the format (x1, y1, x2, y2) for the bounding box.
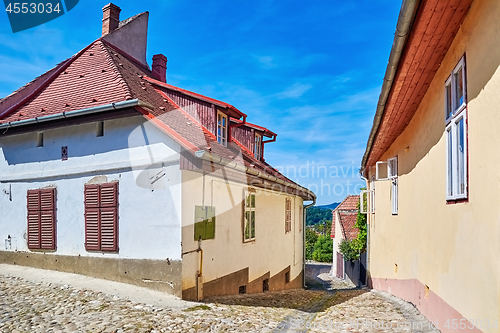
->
(40, 188, 56, 250)
(27, 210, 41, 249)
(84, 184, 100, 208)
(100, 182, 118, 208)
(27, 190, 40, 211)
(84, 182, 118, 252)
(85, 208, 100, 251)
(27, 189, 56, 250)
(100, 207, 118, 251)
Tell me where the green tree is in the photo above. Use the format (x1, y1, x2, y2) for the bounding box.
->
(305, 228, 318, 260)
(312, 235, 333, 262)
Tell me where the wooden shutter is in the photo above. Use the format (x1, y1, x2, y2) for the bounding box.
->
(84, 183, 118, 251)
(100, 183, 118, 207)
(27, 189, 56, 250)
(84, 208, 100, 250)
(100, 207, 118, 251)
(285, 198, 292, 233)
(40, 189, 56, 249)
(27, 211, 41, 249)
(84, 184, 100, 208)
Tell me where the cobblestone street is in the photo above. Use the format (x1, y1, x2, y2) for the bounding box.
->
(0, 264, 439, 332)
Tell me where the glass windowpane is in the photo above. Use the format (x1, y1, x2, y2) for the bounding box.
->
(454, 67, 464, 108)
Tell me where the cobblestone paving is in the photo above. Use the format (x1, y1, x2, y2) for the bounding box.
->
(0, 268, 439, 333)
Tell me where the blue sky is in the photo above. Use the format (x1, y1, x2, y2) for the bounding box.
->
(0, 0, 401, 205)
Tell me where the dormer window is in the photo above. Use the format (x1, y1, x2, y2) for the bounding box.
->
(217, 111, 228, 146)
(254, 133, 262, 160)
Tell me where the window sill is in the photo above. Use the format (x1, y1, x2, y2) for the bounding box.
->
(243, 239, 255, 244)
(446, 197, 468, 204)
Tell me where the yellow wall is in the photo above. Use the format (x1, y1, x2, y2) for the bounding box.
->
(181, 169, 304, 293)
(368, 0, 500, 329)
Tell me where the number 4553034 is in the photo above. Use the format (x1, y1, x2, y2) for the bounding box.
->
(5, 2, 61, 14)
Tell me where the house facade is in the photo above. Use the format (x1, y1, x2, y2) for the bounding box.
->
(330, 195, 359, 280)
(0, 3, 315, 301)
(362, 0, 499, 331)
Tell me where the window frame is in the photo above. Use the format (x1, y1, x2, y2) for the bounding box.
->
(445, 56, 468, 201)
(217, 110, 228, 146)
(243, 191, 256, 242)
(254, 133, 262, 160)
(389, 156, 398, 215)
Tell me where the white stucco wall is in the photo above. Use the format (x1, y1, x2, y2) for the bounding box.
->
(0, 115, 183, 260)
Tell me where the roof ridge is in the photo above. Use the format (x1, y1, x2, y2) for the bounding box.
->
(144, 76, 245, 117)
(100, 38, 150, 73)
(98, 41, 133, 101)
(0, 40, 98, 119)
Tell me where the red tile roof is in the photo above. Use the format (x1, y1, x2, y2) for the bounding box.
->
(335, 195, 359, 211)
(338, 213, 359, 241)
(331, 195, 359, 238)
(0, 36, 312, 199)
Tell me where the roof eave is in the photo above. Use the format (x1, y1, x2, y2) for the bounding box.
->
(360, 0, 421, 176)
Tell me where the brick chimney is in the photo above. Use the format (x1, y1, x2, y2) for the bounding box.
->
(102, 3, 121, 36)
(152, 54, 167, 83)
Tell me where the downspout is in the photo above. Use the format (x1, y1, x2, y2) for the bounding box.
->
(261, 134, 276, 162)
(359, 174, 369, 287)
(360, 0, 420, 176)
(303, 198, 316, 288)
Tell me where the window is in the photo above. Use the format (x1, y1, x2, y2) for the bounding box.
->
(254, 133, 262, 160)
(27, 188, 56, 250)
(36, 132, 43, 147)
(244, 191, 256, 241)
(370, 176, 375, 213)
(388, 156, 398, 215)
(194, 206, 215, 240)
(84, 182, 118, 252)
(217, 111, 228, 146)
(446, 57, 467, 200)
(285, 198, 292, 233)
(96, 121, 104, 137)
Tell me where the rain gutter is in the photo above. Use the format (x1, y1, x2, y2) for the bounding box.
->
(0, 99, 153, 131)
(360, 0, 421, 176)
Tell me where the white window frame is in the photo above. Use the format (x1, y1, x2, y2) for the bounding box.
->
(360, 190, 374, 214)
(254, 133, 262, 160)
(370, 176, 375, 213)
(445, 56, 467, 201)
(376, 161, 388, 180)
(217, 111, 228, 146)
(243, 191, 256, 242)
(389, 156, 398, 215)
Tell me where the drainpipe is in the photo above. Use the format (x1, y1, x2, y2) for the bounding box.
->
(360, 0, 420, 176)
(303, 198, 316, 288)
(359, 174, 369, 287)
(261, 134, 276, 162)
(181, 238, 204, 301)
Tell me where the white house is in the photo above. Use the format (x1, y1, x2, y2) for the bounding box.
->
(0, 3, 315, 301)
